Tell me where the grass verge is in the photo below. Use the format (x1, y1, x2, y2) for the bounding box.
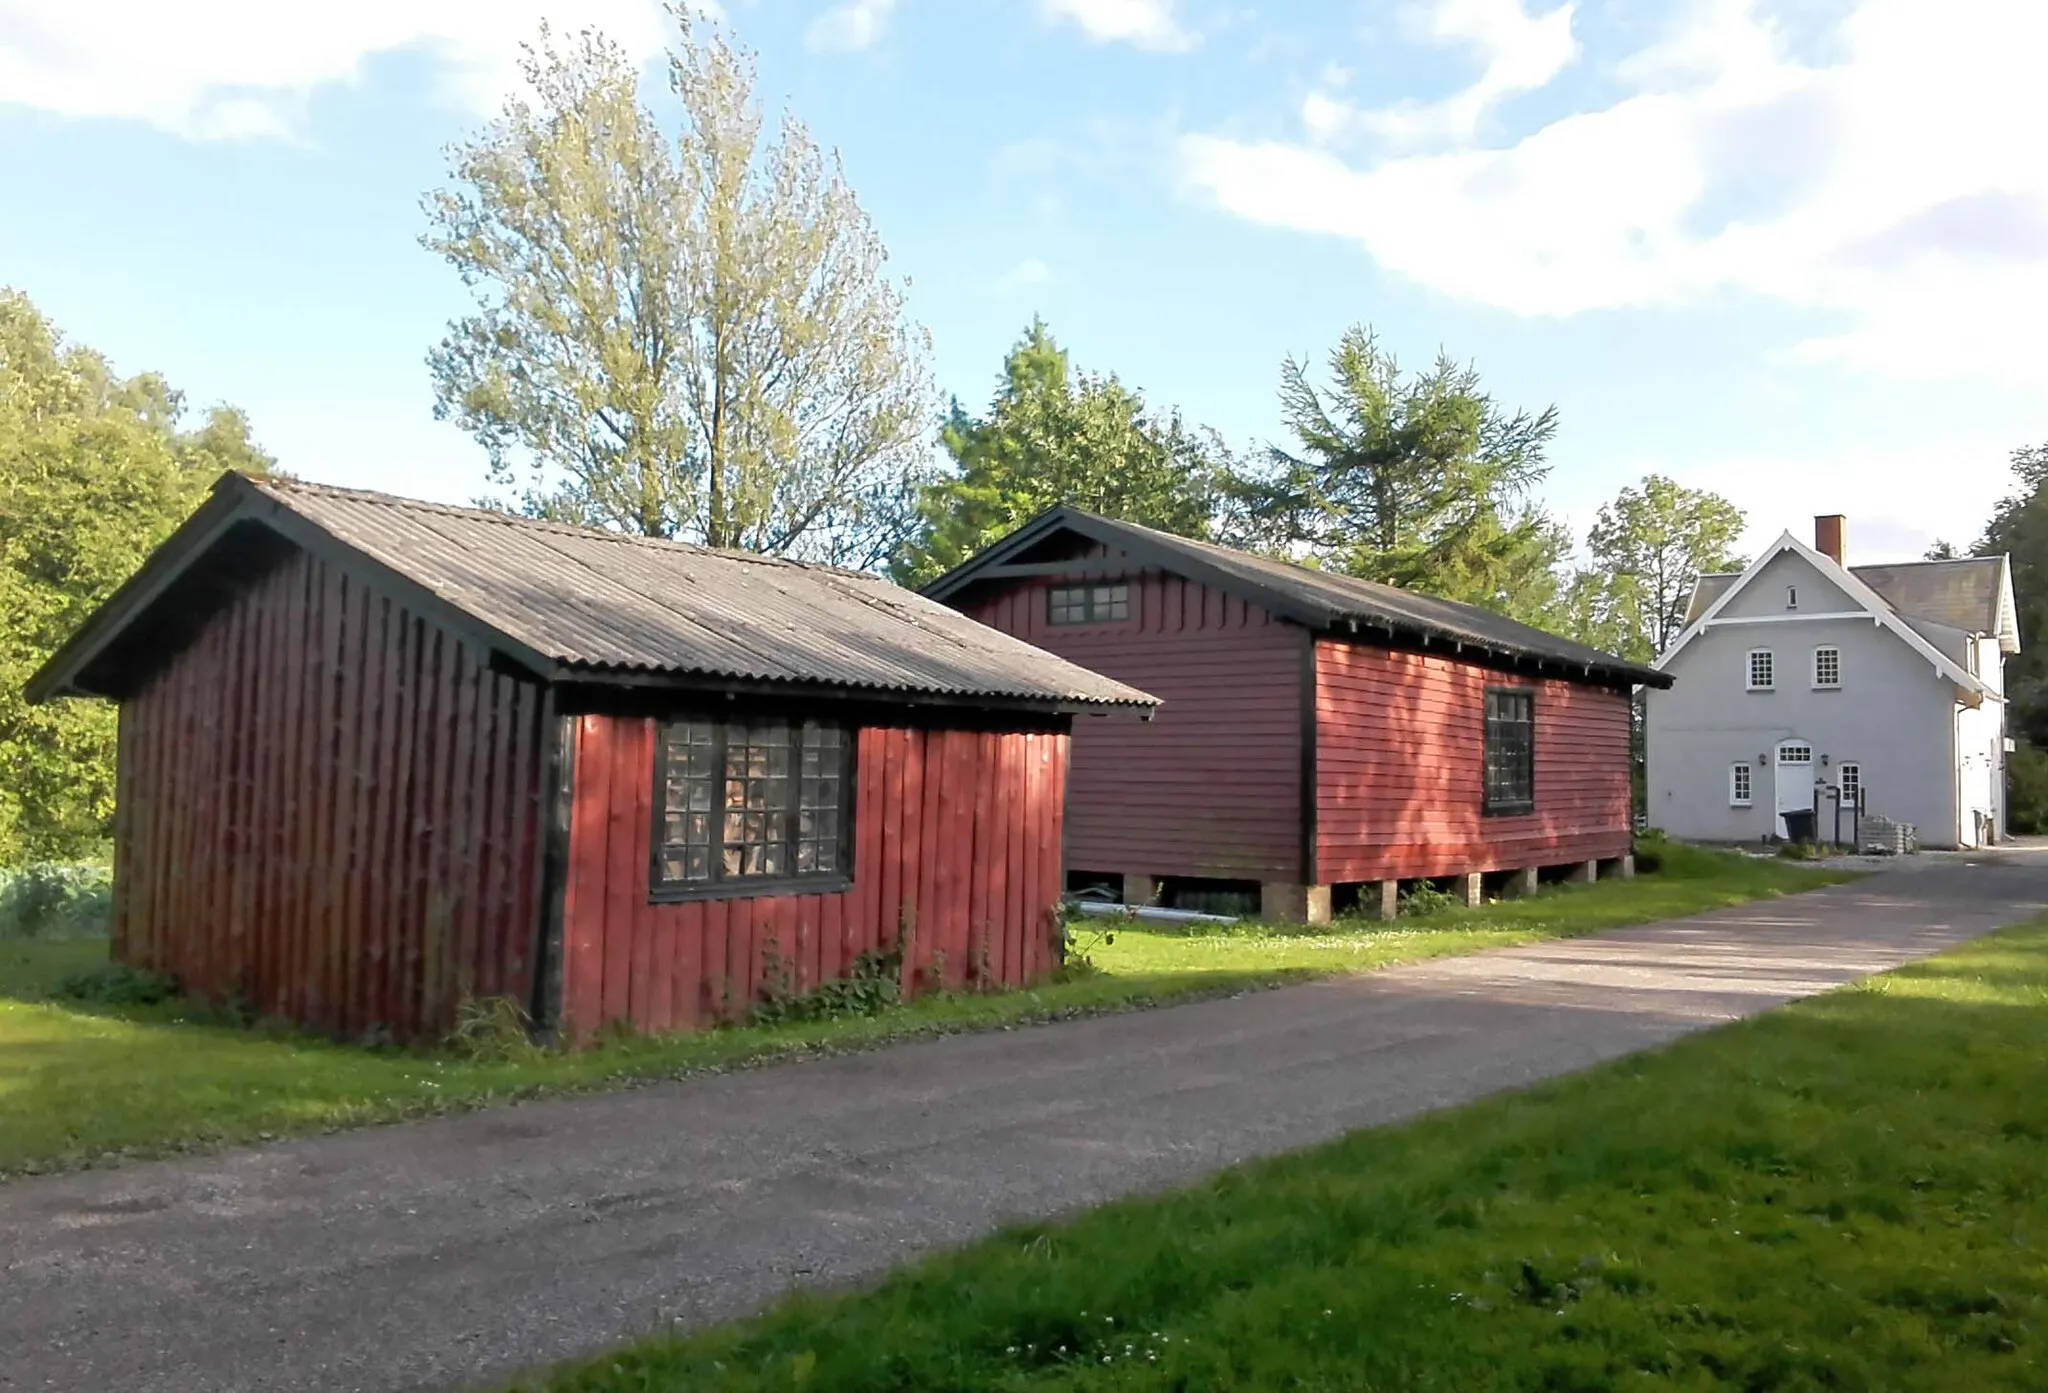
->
(0, 844, 1843, 1177)
(518, 914, 2048, 1393)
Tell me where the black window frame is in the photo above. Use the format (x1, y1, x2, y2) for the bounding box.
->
(1047, 582, 1130, 626)
(1482, 686, 1537, 817)
(649, 715, 856, 903)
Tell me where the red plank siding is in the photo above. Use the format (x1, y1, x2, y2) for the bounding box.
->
(960, 559, 1305, 880)
(1315, 639, 1632, 880)
(111, 548, 550, 1041)
(556, 718, 1068, 1040)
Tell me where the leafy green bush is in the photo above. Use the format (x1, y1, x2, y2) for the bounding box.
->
(57, 961, 176, 1007)
(750, 944, 905, 1026)
(1399, 880, 1461, 917)
(2008, 739, 2048, 835)
(0, 863, 112, 939)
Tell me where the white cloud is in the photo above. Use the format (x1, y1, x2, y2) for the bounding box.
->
(993, 257, 1054, 295)
(1181, 0, 2048, 385)
(0, 0, 674, 139)
(805, 0, 897, 52)
(1319, 0, 1581, 147)
(1038, 0, 1195, 52)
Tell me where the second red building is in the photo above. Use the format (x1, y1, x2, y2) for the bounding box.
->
(926, 508, 1672, 922)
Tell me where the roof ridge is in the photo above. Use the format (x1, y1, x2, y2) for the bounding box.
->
(249, 474, 891, 584)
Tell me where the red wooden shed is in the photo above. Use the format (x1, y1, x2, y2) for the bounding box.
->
(925, 508, 1671, 923)
(26, 476, 1154, 1042)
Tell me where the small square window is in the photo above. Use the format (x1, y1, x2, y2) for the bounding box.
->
(1730, 762, 1753, 807)
(1047, 582, 1129, 625)
(1813, 646, 1841, 688)
(1746, 649, 1775, 691)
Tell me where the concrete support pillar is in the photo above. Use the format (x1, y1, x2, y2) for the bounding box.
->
(1458, 871, 1484, 907)
(1570, 859, 1599, 884)
(1607, 854, 1636, 881)
(1505, 865, 1540, 897)
(1261, 881, 1333, 925)
(1370, 879, 1400, 921)
(1122, 873, 1159, 908)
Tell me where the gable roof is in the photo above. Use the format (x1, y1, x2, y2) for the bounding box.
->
(1684, 556, 2018, 654)
(1658, 530, 1996, 702)
(27, 474, 1158, 714)
(923, 506, 1669, 688)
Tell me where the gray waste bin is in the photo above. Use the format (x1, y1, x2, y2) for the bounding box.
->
(1782, 809, 1816, 844)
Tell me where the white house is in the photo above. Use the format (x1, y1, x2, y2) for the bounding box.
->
(1645, 515, 2019, 850)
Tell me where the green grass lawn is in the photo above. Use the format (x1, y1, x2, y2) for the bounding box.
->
(517, 917, 2048, 1393)
(0, 844, 1843, 1177)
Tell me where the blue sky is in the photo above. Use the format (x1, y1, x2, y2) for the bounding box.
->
(3, 0, 2043, 563)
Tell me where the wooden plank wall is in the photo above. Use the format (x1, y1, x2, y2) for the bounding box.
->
(557, 717, 1067, 1039)
(960, 547, 1305, 880)
(1315, 639, 1632, 880)
(113, 548, 550, 1040)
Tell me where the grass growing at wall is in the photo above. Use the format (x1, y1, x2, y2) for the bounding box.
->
(518, 918, 2048, 1393)
(0, 846, 1845, 1177)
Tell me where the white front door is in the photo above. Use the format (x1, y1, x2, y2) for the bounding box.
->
(1774, 741, 1814, 838)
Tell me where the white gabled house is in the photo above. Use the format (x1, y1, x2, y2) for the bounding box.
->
(1644, 515, 2019, 850)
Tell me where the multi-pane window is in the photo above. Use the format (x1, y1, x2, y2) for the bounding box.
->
(1047, 582, 1130, 625)
(654, 718, 849, 896)
(1813, 646, 1841, 688)
(1747, 648, 1775, 690)
(1730, 762, 1753, 806)
(1838, 762, 1861, 808)
(1483, 689, 1536, 815)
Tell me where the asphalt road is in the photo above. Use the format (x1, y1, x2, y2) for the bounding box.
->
(5, 852, 2045, 1392)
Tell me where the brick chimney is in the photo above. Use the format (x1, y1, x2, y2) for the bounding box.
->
(1814, 514, 1846, 565)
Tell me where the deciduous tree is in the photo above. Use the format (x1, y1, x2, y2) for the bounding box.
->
(1576, 475, 1747, 662)
(425, 9, 932, 562)
(0, 291, 272, 864)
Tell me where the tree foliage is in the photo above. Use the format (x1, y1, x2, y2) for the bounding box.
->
(424, 8, 932, 563)
(890, 319, 1229, 586)
(1976, 443, 2048, 752)
(1223, 325, 1566, 623)
(0, 290, 273, 865)
(1571, 475, 1747, 662)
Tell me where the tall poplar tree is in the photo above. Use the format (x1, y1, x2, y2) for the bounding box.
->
(424, 8, 932, 563)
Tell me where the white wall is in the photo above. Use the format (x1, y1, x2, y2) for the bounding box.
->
(1647, 551, 1964, 846)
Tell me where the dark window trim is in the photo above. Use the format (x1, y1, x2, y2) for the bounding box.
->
(1046, 580, 1131, 626)
(647, 715, 856, 904)
(1482, 684, 1537, 817)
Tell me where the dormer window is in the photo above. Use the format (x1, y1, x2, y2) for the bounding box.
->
(1786, 585, 1798, 610)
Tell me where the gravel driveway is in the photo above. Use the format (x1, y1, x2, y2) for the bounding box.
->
(5, 852, 2044, 1392)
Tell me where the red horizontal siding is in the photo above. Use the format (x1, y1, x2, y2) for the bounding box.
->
(1315, 639, 1632, 880)
(113, 549, 549, 1041)
(962, 563, 1304, 880)
(557, 716, 1067, 1039)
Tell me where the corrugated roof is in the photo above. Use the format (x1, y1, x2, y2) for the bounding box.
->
(31, 474, 1157, 711)
(927, 506, 1668, 687)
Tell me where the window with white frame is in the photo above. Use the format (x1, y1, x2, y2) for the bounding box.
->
(1746, 648, 1775, 691)
(1786, 585, 1799, 610)
(1813, 646, 1841, 689)
(1838, 762, 1861, 808)
(1730, 762, 1753, 806)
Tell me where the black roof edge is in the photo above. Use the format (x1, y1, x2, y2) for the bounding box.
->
(552, 667, 1127, 717)
(26, 471, 563, 703)
(922, 504, 1671, 690)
